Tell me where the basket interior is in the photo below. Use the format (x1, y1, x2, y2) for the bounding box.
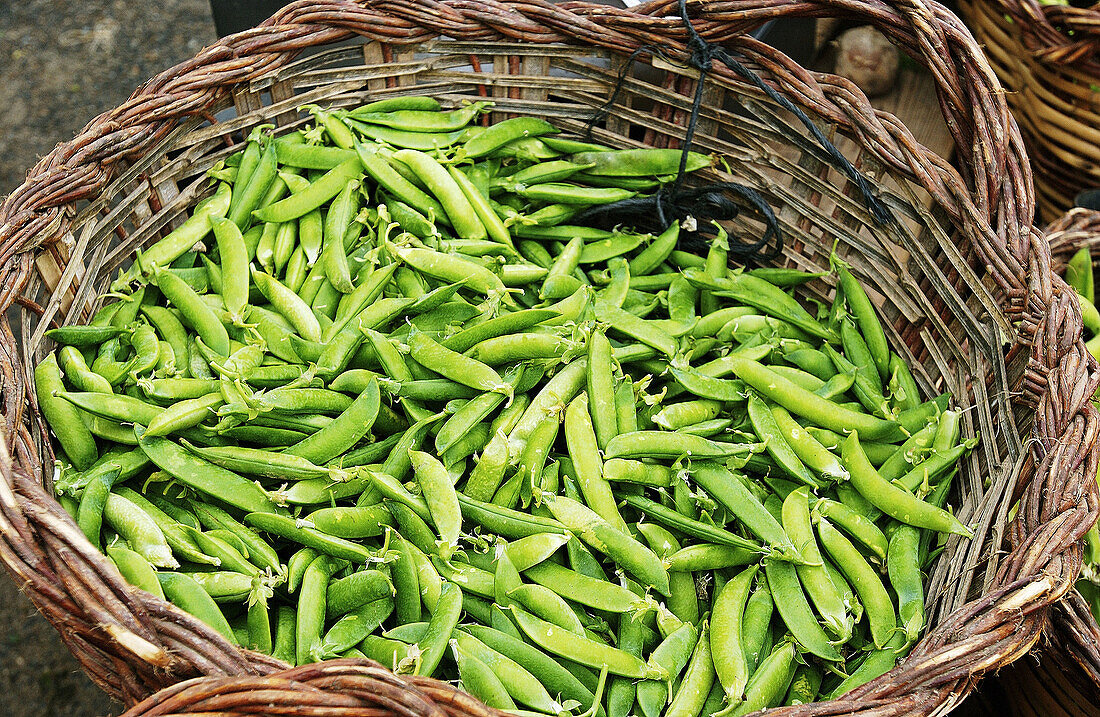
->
(16, 34, 1036, 670)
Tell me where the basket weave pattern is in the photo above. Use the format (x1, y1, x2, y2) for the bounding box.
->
(959, 0, 1100, 223)
(0, 2, 1095, 715)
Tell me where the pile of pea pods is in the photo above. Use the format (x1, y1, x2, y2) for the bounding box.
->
(35, 96, 976, 717)
(1066, 246, 1100, 625)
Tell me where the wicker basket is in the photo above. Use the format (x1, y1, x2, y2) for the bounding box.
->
(1031, 206, 1100, 710)
(0, 1, 1095, 715)
(959, 0, 1100, 224)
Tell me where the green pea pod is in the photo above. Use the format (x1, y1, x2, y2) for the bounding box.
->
(664, 621, 715, 717)
(154, 266, 231, 356)
(1067, 246, 1094, 304)
(284, 378, 380, 465)
(35, 353, 98, 470)
(464, 624, 600, 716)
(296, 554, 343, 664)
(413, 581, 464, 677)
(545, 494, 669, 596)
(46, 325, 124, 348)
(392, 149, 486, 240)
(816, 516, 896, 648)
(835, 259, 890, 380)
(763, 559, 841, 662)
(511, 606, 661, 680)
(635, 622, 698, 717)
(449, 164, 512, 246)
(228, 140, 277, 229)
(461, 116, 558, 159)
(158, 571, 237, 644)
(722, 356, 901, 440)
(841, 432, 971, 536)
(782, 487, 850, 641)
(106, 544, 165, 599)
(353, 102, 489, 133)
(729, 640, 798, 717)
(887, 524, 925, 644)
(318, 596, 395, 659)
(271, 605, 297, 664)
(189, 501, 282, 575)
(210, 217, 251, 322)
(136, 427, 277, 514)
(571, 148, 710, 177)
(245, 512, 372, 564)
(254, 157, 363, 224)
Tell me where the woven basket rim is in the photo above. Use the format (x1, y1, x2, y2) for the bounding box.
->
(0, 2, 1096, 716)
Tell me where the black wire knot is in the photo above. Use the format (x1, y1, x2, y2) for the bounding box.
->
(578, 0, 896, 266)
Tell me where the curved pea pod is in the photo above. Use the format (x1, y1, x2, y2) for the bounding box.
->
(782, 488, 850, 641)
(246, 512, 373, 564)
(563, 392, 628, 533)
(464, 625, 601, 716)
(158, 571, 237, 644)
(46, 325, 124, 348)
(153, 266, 231, 356)
(460, 116, 558, 159)
(816, 516, 896, 649)
(308, 505, 394, 541)
(511, 606, 662, 680)
(451, 639, 517, 710)
(654, 622, 710, 717)
(723, 355, 902, 440)
(768, 406, 848, 482)
(409, 581, 463, 677)
(145, 392, 224, 438)
(522, 561, 648, 615)
(888, 524, 925, 644)
(709, 565, 757, 703)
(189, 500, 282, 576)
(841, 432, 971, 536)
(604, 431, 760, 461)
(136, 428, 276, 513)
(457, 494, 568, 540)
(571, 148, 710, 176)
(504, 532, 571, 571)
(391, 244, 508, 299)
(619, 494, 763, 554)
(106, 544, 165, 600)
(284, 378, 380, 465)
(835, 259, 890, 380)
(391, 149, 486, 240)
(692, 464, 799, 559)
(747, 393, 821, 488)
(763, 559, 841, 662)
(353, 101, 489, 132)
(254, 157, 363, 224)
(318, 596, 395, 659)
(813, 498, 889, 562)
(729, 640, 798, 717)
(296, 554, 344, 664)
(408, 449, 462, 557)
(35, 353, 97, 470)
(636, 622, 698, 717)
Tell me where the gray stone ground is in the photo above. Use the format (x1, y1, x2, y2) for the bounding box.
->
(0, 1, 1020, 715)
(0, 6, 214, 715)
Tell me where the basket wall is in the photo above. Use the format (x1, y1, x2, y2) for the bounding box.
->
(0, 2, 1095, 716)
(959, 0, 1100, 223)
